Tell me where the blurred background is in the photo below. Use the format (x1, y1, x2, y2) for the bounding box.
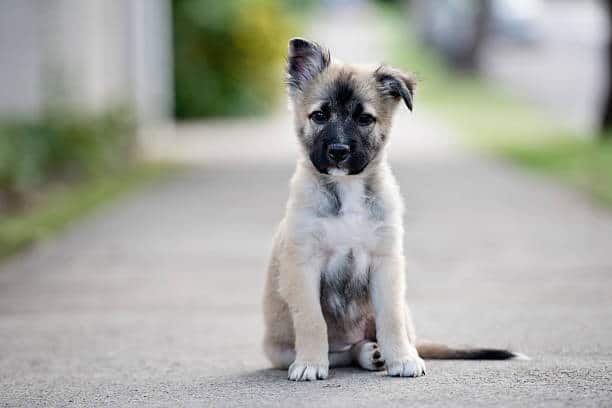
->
(1, 0, 612, 405)
(1, 0, 611, 237)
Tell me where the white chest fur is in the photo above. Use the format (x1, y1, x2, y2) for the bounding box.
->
(319, 178, 381, 253)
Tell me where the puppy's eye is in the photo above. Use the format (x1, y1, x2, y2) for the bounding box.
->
(357, 113, 375, 126)
(310, 110, 328, 124)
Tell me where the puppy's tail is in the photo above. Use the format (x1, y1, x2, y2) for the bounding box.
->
(416, 342, 529, 360)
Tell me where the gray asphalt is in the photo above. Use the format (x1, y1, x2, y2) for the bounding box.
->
(2, 3, 612, 407)
(2, 141, 612, 406)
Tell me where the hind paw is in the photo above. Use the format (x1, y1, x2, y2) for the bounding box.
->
(355, 342, 386, 371)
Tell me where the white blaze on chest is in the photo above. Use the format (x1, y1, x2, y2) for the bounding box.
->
(320, 178, 380, 252)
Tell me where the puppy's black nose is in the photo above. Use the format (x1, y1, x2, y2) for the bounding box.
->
(327, 143, 350, 163)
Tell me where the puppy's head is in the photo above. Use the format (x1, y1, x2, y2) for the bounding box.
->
(286, 37, 415, 176)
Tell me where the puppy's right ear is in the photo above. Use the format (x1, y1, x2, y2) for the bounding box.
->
(286, 38, 330, 96)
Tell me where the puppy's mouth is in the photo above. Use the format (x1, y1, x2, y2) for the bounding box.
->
(325, 161, 369, 176)
(325, 157, 350, 176)
(327, 167, 349, 176)
(309, 151, 370, 176)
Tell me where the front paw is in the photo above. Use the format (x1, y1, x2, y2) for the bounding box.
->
(386, 355, 426, 377)
(288, 360, 329, 381)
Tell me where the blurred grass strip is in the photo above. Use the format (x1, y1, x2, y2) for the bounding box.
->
(0, 163, 179, 260)
(172, 0, 306, 118)
(500, 141, 612, 205)
(0, 107, 135, 199)
(381, 5, 612, 207)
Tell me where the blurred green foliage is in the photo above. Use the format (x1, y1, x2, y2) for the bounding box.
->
(0, 163, 177, 259)
(372, 0, 403, 5)
(500, 140, 612, 206)
(172, 0, 298, 118)
(0, 108, 135, 206)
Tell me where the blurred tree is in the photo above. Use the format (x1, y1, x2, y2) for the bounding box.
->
(459, 0, 491, 72)
(412, 0, 491, 73)
(172, 0, 294, 119)
(601, 0, 612, 138)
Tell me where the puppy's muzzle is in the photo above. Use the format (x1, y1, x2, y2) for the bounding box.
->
(327, 143, 350, 164)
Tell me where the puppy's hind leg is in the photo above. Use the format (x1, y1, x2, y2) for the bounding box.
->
(351, 340, 386, 371)
(262, 232, 300, 371)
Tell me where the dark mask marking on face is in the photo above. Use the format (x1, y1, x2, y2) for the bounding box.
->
(308, 72, 382, 176)
(330, 73, 356, 115)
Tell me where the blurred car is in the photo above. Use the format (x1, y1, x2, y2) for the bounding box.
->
(491, 0, 542, 43)
(413, 0, 542, 68)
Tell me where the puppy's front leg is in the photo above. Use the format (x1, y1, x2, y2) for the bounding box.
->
(370, 255, 426, 377)
(281, 252, 329, 381)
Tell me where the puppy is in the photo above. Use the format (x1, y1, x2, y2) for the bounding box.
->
(263, 38, 520, 381)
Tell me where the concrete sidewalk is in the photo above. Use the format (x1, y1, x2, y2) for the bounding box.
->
(2, 114, 612, 406)
(2, 4, 612, 407)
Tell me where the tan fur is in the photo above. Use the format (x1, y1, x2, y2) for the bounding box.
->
(263, 39, 519, 381)
(291, 64, 404, 149)
(263, 40, 428, 380)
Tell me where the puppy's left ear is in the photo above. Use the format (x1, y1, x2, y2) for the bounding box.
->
(374, 66, 416, 111)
